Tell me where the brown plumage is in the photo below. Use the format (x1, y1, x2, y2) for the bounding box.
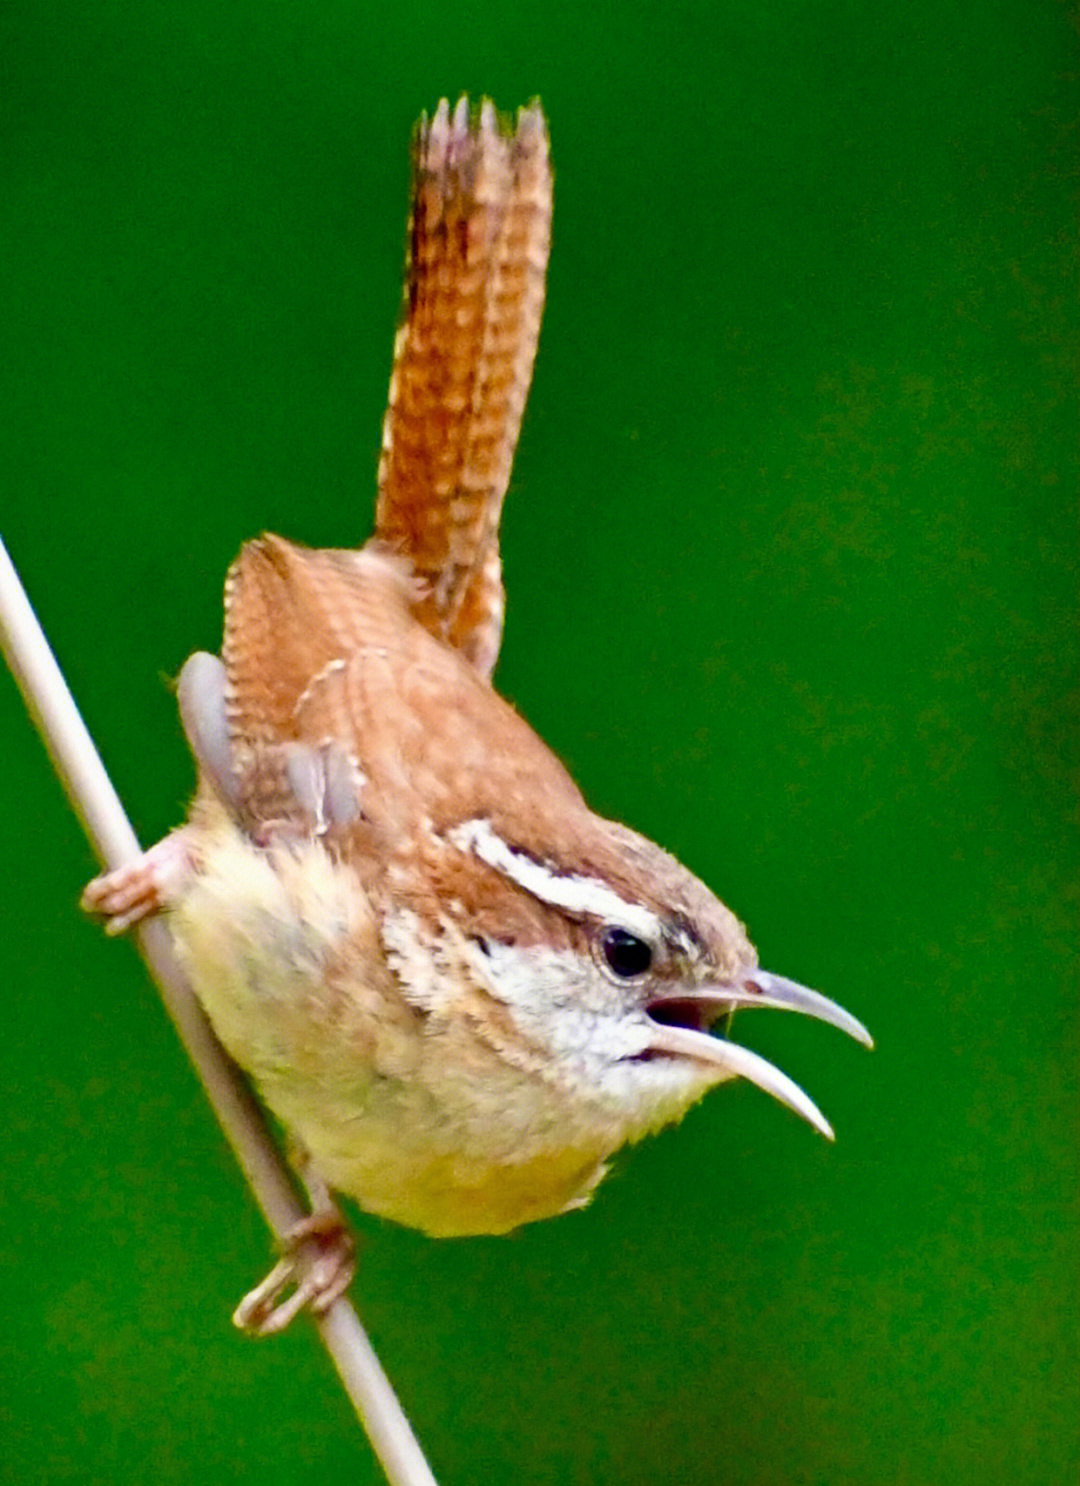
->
(374, 97, 552, 679)
(82, 98, 870, 1330)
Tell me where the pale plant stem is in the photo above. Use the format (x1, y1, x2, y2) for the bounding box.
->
(0, 534, 439, 1486)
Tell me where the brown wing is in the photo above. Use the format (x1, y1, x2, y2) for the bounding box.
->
(219, 535, 417, 831)
(374, 96, 552, 680)
(222, 534, 418, 747)
(218, 533, 584, 853)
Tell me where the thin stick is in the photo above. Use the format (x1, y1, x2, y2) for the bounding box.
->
(0, 534, 439, 1486)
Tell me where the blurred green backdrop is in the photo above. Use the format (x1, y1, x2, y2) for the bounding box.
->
(2, 2, 1076, 1483)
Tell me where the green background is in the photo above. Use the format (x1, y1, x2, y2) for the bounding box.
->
(2, 3, 1076, 1482)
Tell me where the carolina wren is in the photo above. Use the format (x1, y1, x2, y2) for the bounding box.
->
(83, 98, 870, 1332)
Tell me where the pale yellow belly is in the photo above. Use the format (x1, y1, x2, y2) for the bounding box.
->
(167, 815, 628, 1235)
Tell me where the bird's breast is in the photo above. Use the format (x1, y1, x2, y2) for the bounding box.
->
(167, 809, 625, 1234)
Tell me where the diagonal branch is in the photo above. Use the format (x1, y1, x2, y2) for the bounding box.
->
(0, 534, 439, 1486)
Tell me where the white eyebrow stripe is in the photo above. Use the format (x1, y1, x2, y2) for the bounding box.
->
(448, 819, 662, 942)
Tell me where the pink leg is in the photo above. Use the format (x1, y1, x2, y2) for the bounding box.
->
(232, 1203, 357, 1336)
(80, 827, 197, 935)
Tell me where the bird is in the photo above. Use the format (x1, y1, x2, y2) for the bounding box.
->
(82, 96, 871, 1334)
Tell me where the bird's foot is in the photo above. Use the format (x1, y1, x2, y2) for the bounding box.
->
(80, 828, 197, 934)
(233, 1206, 357, 1337)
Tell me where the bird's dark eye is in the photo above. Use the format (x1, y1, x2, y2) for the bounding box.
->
(601, 926, 653, 979)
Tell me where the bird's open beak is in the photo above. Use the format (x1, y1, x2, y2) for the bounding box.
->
(645, 971, 872, 1140)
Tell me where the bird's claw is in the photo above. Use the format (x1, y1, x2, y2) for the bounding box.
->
(81, 829, 196, 934)
(233, 1208, 357, 1336)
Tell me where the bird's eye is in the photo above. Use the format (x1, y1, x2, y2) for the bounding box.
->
(600, 926, 653, 979)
